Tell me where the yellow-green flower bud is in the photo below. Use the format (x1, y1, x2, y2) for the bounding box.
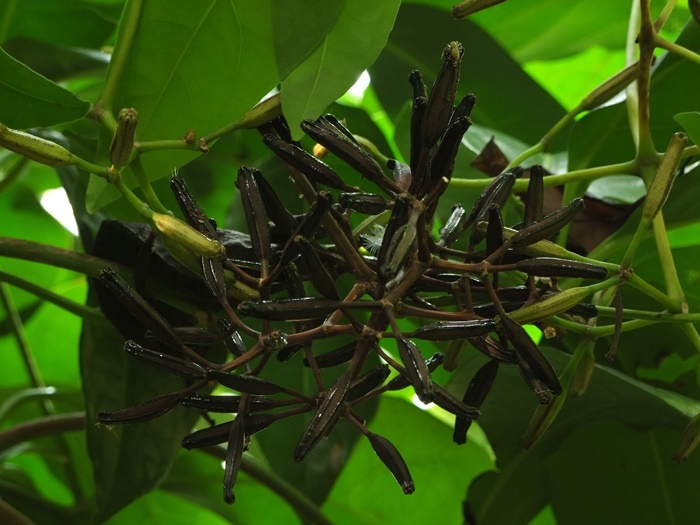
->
(569, 344, 595, 398)
(0, 124, 74, 166)
(643, 132, 687, 221)
(152, 213, 226, 260)
(232, 93, 281, 130)
(109, 108, 139, 170)
(508, 285, 595, 325)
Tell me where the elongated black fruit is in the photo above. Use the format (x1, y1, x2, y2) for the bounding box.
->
(217, 319, 246, 356)
(201, 256, 227, 302)
(378, 195, 416, 284)
(124, 340, 206, 379)
(304, 341, 356, 368)
(509, 198, 584, 248)
(181, 394, 291, 413)
(438, 204, 467, 247)
(409, 319, 496, 341)
(409, 96, 427, 187)
(339, 192, 391, 215)
(524, 165, 544, 225)
(322, 114, 358, 143)
(98, 391, 184, 424)
(396, 336, 433, 403)
(251, 168, 298, 236)
(501, 316, 562, 396)
(348, 364, 390, 401)
(422, 41, 464, 150)
(223, 397, 248, 504)
(453, 360, 499, 444)
(432, 384, 480, 419)
(426, 117, 471, 191)
(239, 297, 342, 321)
(207, 368, 287, 395)
(386, 353, 444, 391)
(468, 169, 520, 245)
(485, 204, 504, 259)
(516, 355, 552, 404)
(294, 369, 353, 461)
(468, 335, 518, 364)
(301, 118, 400, 195)
(450, 93, 477, 124)
(99, 268, 185, 352)
(295, 236, 339, 300)
(171, 176, 218, 239)
(236, 166, 271, 270)
(513, 258, 608, 279)
(182, 415, 275, 450)
(367, 431, 415, 494)
(262, 134, 356, 192)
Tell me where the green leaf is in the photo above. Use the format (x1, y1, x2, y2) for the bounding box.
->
(162, 451, 303, 525)
(674, 111, 700, 146)
(0, 48, 90, 129)
(449, 350, 699, 525)
(0, 0, 122, 48)
(87, 0, 281, 211)
(369, 4, 568, 149)
(3, 37, 110, 82)
(546, 422, 696, 524)
(323, 396, 494, 524)
(436, 0, 686, 62)
(80, 319, 202, 523)
(104, 489, 231, 525)
(272, 1, 347, 79)
(281, 0, 401, 140)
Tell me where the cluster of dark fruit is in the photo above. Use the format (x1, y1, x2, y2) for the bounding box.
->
(96, 41, 607, 502)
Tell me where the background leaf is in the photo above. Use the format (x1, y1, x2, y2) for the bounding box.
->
(0, 48, 90, 128)
(281, 0, 401, 140)
(80, 318, 203, 522)
(449, 349, 699, 525)
(323, 396, 494, 525)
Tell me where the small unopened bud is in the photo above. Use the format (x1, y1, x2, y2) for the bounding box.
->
(109, 108, 138, 170)
(0, 124, 74, 166)
(152, 212, 226, 259)
(508, 285, 597, 325)
(643, 132, 687, 221)
(569, 345, 595, 398)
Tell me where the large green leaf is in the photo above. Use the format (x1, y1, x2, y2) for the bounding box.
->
(86, 0, 282, 211)
(104, 489, 230, 525)
(281, 0, 401, 140)
(80, 318, 203, 522)
(323, 396, 494, 525)
(0, 48, 90, 128)
(3, 37, 110, 82)
(674, 111, 700, 146)
(407, 0, 687, 62)
(0, 0, 122, 48)
(449, 350, 699, 525)
(369, 4, 568, 150)
(272, 0, 347, 80)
